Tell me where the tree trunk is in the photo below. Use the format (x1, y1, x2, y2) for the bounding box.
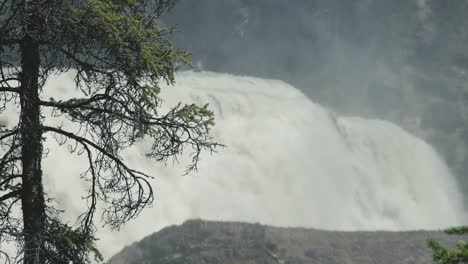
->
(19, 22, 46, 264)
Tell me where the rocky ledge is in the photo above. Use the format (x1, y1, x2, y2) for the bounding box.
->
(108, 220, 468, 264)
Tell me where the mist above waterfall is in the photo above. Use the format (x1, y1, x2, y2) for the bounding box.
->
(25, 71, 466, 259)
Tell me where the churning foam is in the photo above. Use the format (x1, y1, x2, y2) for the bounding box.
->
(14, 71, 468, 258)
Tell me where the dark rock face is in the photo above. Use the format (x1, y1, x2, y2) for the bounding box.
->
(109, 220, 467, 264)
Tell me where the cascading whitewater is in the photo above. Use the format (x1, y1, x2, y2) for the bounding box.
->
(5, 71, 466, 259)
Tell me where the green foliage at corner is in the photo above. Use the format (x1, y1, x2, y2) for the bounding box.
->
(428, 226, 468, 264)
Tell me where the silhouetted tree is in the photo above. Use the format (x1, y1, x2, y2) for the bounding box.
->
(0, 0, 220, 263)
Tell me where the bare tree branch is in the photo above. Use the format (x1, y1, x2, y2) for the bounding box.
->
(42, 126, 151, 180)
(42, 125, 153, 227)
(0, 87, 19, 93)
(0, 174, 20, 188)
(0, 189, 20, 203)
(0, 130, 17, 142)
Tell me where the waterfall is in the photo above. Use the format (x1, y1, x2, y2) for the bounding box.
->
(6, 71, 465, 259)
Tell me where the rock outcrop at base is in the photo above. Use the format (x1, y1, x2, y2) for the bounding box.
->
(109, 220, 468, 264)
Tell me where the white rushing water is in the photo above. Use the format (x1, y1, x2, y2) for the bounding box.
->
(5, 71, 467, 259)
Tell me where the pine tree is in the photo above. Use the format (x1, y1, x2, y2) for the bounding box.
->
(0, 0, 220, 262)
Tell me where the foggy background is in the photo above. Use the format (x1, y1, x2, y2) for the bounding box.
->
(161, 0, 468, 199)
